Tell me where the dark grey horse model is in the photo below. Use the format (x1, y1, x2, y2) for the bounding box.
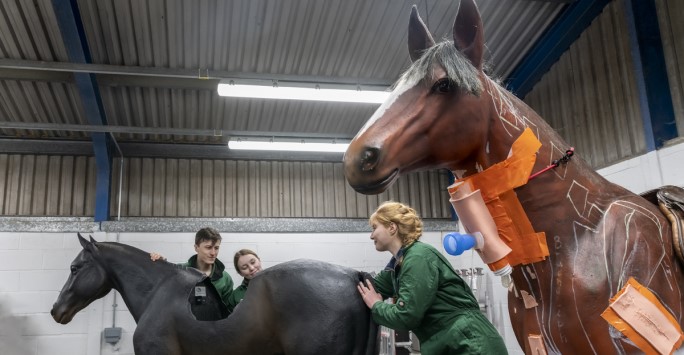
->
(51, 234, 377, 355)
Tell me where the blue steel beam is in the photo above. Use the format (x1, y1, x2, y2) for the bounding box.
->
(624, 0, 677, 150)
(505, 0, 611, 99)
(52, 0, 112, 221)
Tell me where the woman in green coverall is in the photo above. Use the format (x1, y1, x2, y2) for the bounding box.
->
(357, 201, 507, 354)
(226, 249, 263, 312)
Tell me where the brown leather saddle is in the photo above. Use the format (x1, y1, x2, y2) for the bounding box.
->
(642, 185, 684, 263)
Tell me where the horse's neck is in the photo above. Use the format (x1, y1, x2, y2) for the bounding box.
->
(100, 244, 177, 321)
(483, 78, 609, 204)
(484, 79, 584, 174)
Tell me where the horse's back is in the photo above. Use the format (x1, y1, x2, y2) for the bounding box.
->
(244, 259, 376, 355)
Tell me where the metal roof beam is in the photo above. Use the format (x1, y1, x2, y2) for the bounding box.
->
(0, 121, 354, 139)
(0, 58, 394, 87)
(52, 0, 112, 222)
(0, 138, 344, 162)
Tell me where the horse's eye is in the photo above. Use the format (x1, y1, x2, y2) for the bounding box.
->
(70, 265, 79, 275)
(431, 78, 455, 94)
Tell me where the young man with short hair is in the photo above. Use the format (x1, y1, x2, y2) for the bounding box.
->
(151, 227, 234, 307)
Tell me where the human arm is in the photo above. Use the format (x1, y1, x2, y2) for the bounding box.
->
(370, 256, 439, 330)
(358, 279, 383, 308)
(216, 271, 234, 307)
(357, 268, 394, 306)
(373, 269, 394, 298)
(226, 285, 246, 312)
(226, 293, 238, 313)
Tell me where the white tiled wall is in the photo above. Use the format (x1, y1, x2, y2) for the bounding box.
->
(0, 140, 682, 355)
(597, 140, 684, 193)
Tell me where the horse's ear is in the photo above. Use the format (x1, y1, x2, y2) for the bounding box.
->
(408, 5, 435, 62)
(89, 235, 98, 243)
(77, 232, 90, 249)
(453, 0, 484, 70)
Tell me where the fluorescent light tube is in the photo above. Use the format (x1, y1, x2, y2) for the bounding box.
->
(228, 138, 349, 153)
(217, 81, 390, 104)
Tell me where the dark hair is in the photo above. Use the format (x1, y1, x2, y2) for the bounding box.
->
(195, 227, 222, 246)
(233, 249, 260, 272)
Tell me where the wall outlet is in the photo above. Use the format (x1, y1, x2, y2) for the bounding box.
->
(103, 327, 122, 344)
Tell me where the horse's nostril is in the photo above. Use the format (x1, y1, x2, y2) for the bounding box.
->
(361, 148, 379, 172)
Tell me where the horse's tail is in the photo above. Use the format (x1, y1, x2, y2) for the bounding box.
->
(359, 272, 379, 355)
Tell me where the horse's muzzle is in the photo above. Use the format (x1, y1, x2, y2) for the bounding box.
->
(51, 304, 73, 324)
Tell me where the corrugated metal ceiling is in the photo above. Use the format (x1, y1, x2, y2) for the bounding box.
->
(0, 0, 566, 149)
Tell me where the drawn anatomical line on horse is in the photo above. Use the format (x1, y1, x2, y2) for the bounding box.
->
(484, 78, 529, 138)
(518, 189, 680, 353)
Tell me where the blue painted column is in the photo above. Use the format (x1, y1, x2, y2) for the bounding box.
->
(624, 0, 678, 150)
(52, 0, 112, 221)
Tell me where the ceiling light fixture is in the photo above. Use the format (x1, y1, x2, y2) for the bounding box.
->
(217, 79, 390, 104)
(228, 137, 350, 153)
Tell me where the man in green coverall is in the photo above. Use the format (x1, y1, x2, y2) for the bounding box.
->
(151, 227, 234, 308)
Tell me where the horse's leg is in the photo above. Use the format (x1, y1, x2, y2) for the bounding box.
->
(507, 283, 529, 352)
(133, 323, 182, 355)
(508, 268, 558, 354)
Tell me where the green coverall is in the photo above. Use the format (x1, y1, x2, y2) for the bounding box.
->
(372, 241, 508, 354)
(181, 255, 234, 308)
(226, 278, 249, 312)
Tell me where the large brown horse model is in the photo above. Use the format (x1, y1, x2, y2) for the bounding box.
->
(344, 0, 684, 353)
(51, 234, 377, 355)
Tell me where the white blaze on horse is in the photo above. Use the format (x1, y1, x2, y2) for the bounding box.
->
(343, 0, 684, 353)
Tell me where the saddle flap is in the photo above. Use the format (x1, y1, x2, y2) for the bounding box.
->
(656, 185, 684, 265)
(658, 185, 684, 209)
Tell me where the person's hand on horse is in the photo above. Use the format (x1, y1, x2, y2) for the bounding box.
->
(150, 252, 166, 261)
(357, 279, 382, 308)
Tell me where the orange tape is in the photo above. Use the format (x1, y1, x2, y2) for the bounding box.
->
(486, 257, 510, 272)
(601, 277, 684, 354)
(528, 334, 547, 355)
(453, 128, 548, 266)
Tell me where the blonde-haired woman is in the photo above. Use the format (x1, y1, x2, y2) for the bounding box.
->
(357, 201, 506, 354)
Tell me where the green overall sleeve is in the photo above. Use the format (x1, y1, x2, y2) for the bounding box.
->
(373, 269, 394, 298)
(371, 256, 439, 330)
(214, 271, 234, 307)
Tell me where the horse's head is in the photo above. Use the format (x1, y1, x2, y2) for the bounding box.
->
(344, 0, 494, 194)
(51, 233, 112, 324)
